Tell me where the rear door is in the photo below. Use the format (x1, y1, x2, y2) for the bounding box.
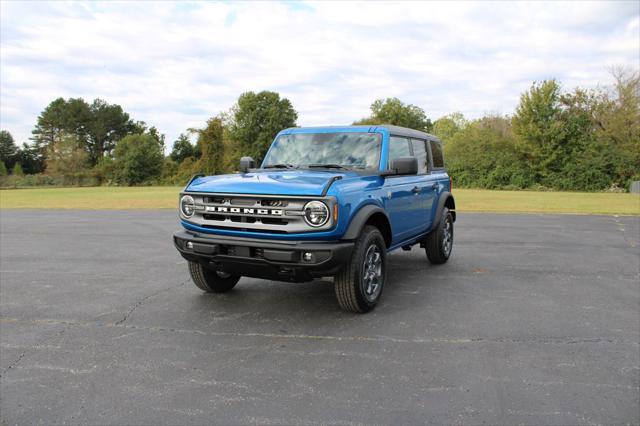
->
(426, 138, 447, 225)
(411, 138, 436, 233)
(383, 136, 424, 244)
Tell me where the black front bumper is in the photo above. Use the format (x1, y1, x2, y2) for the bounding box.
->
(173, 230, 354, 282)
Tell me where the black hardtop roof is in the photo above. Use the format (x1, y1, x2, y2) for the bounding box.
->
(372, 124, 440, 141)
(281, 125, 441, 142)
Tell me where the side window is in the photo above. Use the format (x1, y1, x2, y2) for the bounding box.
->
(429, 140, 444, 169)
(411, 139, 428, 174)
(388, 136, 411, 167)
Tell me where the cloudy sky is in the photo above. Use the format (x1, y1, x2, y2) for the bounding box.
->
(1, 1, 638, 147)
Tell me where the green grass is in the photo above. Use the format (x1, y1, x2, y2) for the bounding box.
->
(0, 187, 181, 210)
(0, 186, 638, 215)
(453, 189, 639, 216)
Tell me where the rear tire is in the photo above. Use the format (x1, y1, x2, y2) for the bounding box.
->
(425, 207, 454, 264)
(334, 225, 386, 313)
(188, 261, 240, 293)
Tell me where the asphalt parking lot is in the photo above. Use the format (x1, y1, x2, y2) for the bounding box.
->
(1, 210, 638, 425)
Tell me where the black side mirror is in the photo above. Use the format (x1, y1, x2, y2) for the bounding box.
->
(239, 156, 256, 173)
(387, 157, 418, 176)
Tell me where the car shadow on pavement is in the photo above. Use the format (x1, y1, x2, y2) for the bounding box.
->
(181, 252, 429, 319)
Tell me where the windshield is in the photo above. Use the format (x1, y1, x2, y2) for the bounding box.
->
(262, 132, 382, 170)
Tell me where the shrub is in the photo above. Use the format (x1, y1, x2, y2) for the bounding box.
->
(113, 133, 164, 185)
(445, 120, 533, 189)
(12, 163, 24, 176)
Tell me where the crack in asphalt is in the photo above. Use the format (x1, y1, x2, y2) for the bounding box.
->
(115, 279, 189, 325)
(1, 316, 637, 347)
(1, 279, 188, 376)
(610, 216, 639, 249)
(0, 327, 67, 378)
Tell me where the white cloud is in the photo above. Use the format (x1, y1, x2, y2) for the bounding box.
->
(1, 0, 638, 148)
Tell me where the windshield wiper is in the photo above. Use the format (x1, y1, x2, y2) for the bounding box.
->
(306, 164, 351, 170)
(263, 163, 297, 169)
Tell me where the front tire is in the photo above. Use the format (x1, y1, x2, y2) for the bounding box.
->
(188, 261, 240, 293)
(425, 207, 454, 264)
(334, 225, 386, 313)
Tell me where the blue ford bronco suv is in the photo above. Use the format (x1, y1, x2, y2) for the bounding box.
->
(174, 125, 455, 313)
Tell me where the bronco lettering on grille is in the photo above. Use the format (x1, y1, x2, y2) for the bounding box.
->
(205, 206, 283, 216)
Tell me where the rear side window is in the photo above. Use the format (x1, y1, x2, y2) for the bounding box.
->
(429, 140, 444, 168)
(411, 139, 428, 174)
(388, 136, 411, 167)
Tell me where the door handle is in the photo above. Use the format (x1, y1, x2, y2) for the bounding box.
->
(431, 183, 439, 191)
(411, 186, 421, 194)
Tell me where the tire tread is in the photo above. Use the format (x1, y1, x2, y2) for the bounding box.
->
(188, 261, 240, 293)
(335, 225, 384, 313)
(189, 261, 213, 291)
(425, 207, 452, 264)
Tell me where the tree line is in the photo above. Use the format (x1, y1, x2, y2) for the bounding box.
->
(440, 69, 639, 191)
(1, 68, 637, 191)
(0, 92, 297, 186)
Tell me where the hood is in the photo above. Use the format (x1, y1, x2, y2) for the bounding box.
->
(186, 170, 356, 196)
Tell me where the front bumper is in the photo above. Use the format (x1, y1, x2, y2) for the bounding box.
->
(173, 230, 354, 282)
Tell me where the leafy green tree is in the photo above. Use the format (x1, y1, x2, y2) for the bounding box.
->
(511, 79, 626, 190)
(162, 156, 201, 186)
(17, 143, 45, 174)
(446, 118, 532, 189)
(86, 99, 136, 163)
(12, 162, 24, 176)
(161, 158, 178, 184)
(432, 112, 467, 143)
(176, 157, 199, 183)
(222, 130, 241, 173)
(146, 126, 166, 150)
(32, 98, 92, 155)
(129, 121, 166, 150)
(592, 68, 640, 187)
(192, 117, 225, 175)
(31, 98, 67, 153)
(554, 88, 612, 190)
(169, 134, 196, 163)
(46, 133, 90, 185)
(32, 97, 137, 166)
(475, 115, 516, 139)
(228, 91, 298, 162)
(129, 120, 150, 135)
(354, 98, 432, 132)
(92, 156, 116, 185)
(512, 80, 571, 186)
(0, 161, 7, 176)
(0, 130, 18, 170)
(113, 133, 164, 185)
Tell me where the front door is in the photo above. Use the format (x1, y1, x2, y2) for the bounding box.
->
(383, 136, 425, 244)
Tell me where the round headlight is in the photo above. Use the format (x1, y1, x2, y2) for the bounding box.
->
(303, 201, 329, 227)
(180, 195, 195, 218)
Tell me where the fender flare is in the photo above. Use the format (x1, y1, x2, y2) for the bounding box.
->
(433, 192, 456, 229)
(342, 204, 390, 241)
